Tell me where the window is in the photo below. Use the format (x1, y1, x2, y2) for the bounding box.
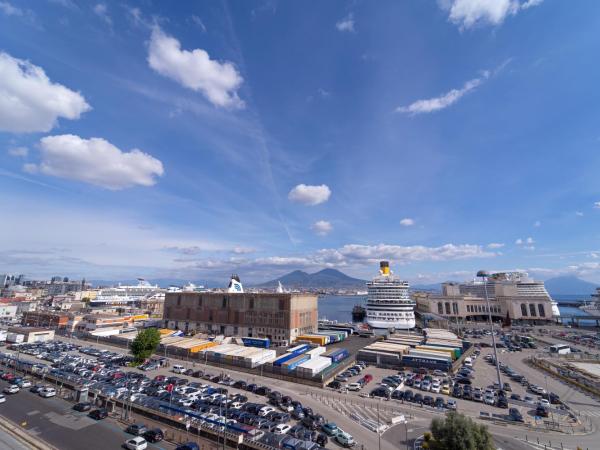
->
(529, 304, 537, 317)
(198, 296, 202, 307)
(445, 302, 451, 314)
(437, 303, 444, 314)
(249, 298, 254, 309)
(222, 296, 227, 308)
(177, 295, 181, 306)
(521, 304, 528, 317)
(279, 299, 285, 311)
(452, 303, 459, 315)
(538, 304, 545, 317)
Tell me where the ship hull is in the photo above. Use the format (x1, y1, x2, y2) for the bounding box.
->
(366, 318, 416, 329)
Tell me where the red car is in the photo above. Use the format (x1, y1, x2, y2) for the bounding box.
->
(362, 374, 373, 384)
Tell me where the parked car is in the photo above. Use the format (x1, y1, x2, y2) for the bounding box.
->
(124, 437, 147, 450)
(73, 402, 92, 412)
(143, 428, 164, 443)
(322, 422, 339, 436)
(3, 385, 19, 394)
(335, 431, 356, 448)
(176, 443, 200, 450)
(39, 387, 56, 398)
(126, 424, 148, 436)
(89, 409, 109, 420)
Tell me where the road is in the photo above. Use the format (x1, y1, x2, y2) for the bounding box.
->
(0, 378, 173, 450)
(6, 330, 600, 450)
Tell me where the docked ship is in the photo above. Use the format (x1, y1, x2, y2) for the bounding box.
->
(580, 288, 600, 313)
(365, 261, 415, 330)
(351, 305, 366, 322)
(91, 278, 163, 307)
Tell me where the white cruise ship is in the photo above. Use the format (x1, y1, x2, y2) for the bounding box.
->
(366, 261, 415, 330)
(91, 278, 163, 307)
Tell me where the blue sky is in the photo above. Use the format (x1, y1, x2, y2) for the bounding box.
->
(2, 0, 600, 284)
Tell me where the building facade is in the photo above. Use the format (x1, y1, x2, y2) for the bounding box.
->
(21, 311, 70, 329)
(414, 272, 556, 324)
(162, 292, 318, 346)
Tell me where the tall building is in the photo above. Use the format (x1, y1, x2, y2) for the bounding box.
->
(414, 272, 558, 324)
(162, 287, 318, 347)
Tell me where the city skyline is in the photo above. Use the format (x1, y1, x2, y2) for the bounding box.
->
(2, 1, 600, 283)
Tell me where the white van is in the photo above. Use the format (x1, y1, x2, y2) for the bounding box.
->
(172, 364, 186, 374)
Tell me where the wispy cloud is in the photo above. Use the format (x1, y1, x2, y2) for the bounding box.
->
(93, 3, 112, 26)
(439, 0, 544, 30)
(400, 218, 415, 226)
(312, 220, 333, 236)
(335, 13, 355, 32)
(396, 71, 489, 115)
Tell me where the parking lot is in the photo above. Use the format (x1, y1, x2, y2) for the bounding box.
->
(0, 340, 365, 450)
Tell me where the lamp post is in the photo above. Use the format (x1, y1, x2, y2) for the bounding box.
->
(477, 270, 503, 390)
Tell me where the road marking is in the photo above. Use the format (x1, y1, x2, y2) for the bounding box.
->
(26, 411, 39, 416)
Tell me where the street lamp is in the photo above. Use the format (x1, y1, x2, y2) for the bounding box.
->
(477, 270, 503, 390)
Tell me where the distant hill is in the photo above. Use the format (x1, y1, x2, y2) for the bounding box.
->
(256, 268, 366, 289)
(544, 276, 598, 296)
(411, 283, 442, 292)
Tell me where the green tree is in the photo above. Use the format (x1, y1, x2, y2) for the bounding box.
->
(429, 412, 495, 450)
(130, 328, 161, 364)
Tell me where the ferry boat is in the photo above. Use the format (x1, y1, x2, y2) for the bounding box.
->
(580, 288, 600, 313)
(91, 278, 162, 307)
(366, 261, 415, 330)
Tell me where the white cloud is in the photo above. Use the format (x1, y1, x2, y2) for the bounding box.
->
(594, 202, 600, 209)
(312, 220, 333, 236)
(576, 211, 584, 217)
(28, 134, 164, 190)
(0, 1, 21, 16)
(533, 220, 541, 227)
(335, 13, 355, 32)
(515, 238, 523, 245)
(0, 52, 91, 133)
(93, 3, 111, 25)
(526, 237, 534, 244)
(8, 146, 28, 157)
(232, 246, 256, 255)
(487, 243, 505, 249)
(147, 26, 244, 109)
(440, 0, 544, 30)
(288, 184, 331, 206)
(400, 218, 415, 226)
(396, 72, 488, 115)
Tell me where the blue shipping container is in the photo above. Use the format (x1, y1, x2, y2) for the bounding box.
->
(242, 337, 270, 348)
(327, 348, 349, 363)
(288, 344, 310, 356)
(281, 354, 311, 371)
(273, 352, 299, 366)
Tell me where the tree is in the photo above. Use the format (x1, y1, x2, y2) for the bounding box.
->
(429, 412, 495, 450)
(130, 328, 161, 364)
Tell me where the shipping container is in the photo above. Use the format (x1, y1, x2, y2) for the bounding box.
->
(280, 354, 311, 371)
(273, 352, 301, 367)
(306, 346, 326, 358)
(407, 350, 452, 363)
(288, 344, 311, 355)
(415, 345, 459, 360)
(296, 356, 331, 376)
(241, 337, 271, 348)
(323, 348, 349, 363)
(401, 354, 452, 371)
(295, 335, 328, 346)
(6, 333, 24, 343)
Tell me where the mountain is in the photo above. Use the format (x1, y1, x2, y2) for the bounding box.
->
(544, 276, 598, 296)
(411, 283, 442, 292)
(256, 268, 366, 289)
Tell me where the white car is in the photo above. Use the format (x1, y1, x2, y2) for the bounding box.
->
(421, 380, 431, 391)
(484, 394, 495, 406)
(258, 406, 275, 417)
(430, 382, 441, 394)
(39, 387, 56, 398)
(172, 365, 186, 374)
(538, 399, 550, 407)
(0, 394, 5, 403)
(3, 385, 19, 394)
(124, 436, 147, 450)
(347, 383, 362, 391)
(273, 424, 292, 435)
(18, 380, 32, 388)
(446, 399, 457, 410)
(230, 402, 243, 409)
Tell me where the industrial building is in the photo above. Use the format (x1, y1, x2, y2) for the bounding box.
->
(7, 326, 55, 343)
(162, 292, 318, 347)
(413, 272, 557, 324)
